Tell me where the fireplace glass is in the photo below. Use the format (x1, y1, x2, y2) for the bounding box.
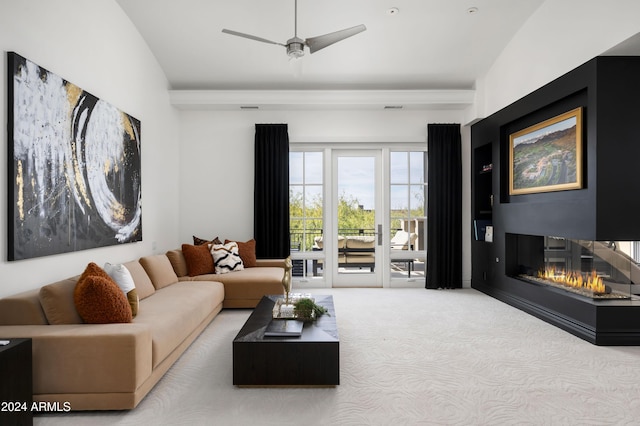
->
(506, 234, 640, 300)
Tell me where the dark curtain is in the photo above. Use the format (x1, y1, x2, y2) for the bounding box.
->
(426, 124, 462, 289)
(254, 124, 290, 258)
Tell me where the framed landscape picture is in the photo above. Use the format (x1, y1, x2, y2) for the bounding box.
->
(509, 107, 583, 195)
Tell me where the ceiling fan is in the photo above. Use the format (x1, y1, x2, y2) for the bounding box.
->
(222, 0, 366, 59)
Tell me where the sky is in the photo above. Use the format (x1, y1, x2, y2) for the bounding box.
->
(290, 151, 425, 211)
(512, 116, 577, 147)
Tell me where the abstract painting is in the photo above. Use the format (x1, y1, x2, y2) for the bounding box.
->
(7, 52, 142, 260)
(509, 107, 582, 195)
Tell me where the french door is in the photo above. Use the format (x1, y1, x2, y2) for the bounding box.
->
(289, 145, 426, 287)
(332, 150, 383, 287)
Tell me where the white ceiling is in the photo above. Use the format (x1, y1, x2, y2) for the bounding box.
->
(116, 0, 547, 91)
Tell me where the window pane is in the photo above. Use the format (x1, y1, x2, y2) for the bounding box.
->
(289, 151, 324, 256)
(292, 259, 324, 278)
(390, 185, 408, 237)
(410, 152, 425, 184)
(289, 185, 303, 217)
(304, 186, 323, 252)
(390, 185, 408, 211)
(390, 151, 408, 184)
(338, 157, 375, 211)
(290, 152, 303, 184)
(307, 220, 323, 252)
(389, 260, 424, 278)
(410, 184, 426, 217)
(389, 150, 427, 259)
(305, 152, 323, 184)
(290, 219, 303, 251)
(304, 186, 322, 211)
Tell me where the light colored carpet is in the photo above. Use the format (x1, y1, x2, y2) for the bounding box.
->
(36, 288, 640, 425)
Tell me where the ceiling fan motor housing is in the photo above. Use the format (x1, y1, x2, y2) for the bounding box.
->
(286, 37, 305, 58)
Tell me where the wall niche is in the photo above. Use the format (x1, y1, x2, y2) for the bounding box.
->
(471, 56, 640, 345)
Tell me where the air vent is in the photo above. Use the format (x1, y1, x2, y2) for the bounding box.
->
(384, 105, 403, 109)
(240, 106, 259, 110)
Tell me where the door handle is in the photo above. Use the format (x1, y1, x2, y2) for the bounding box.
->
(377, 224, 382, 246)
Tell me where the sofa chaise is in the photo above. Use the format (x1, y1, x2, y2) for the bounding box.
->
(0, 247, 285, 411)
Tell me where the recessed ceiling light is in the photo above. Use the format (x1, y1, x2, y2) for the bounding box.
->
(387, 7, 400, 16)
(467, 7, 479, 14)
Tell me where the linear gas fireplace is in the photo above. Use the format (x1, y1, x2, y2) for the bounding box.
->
(495, 233, 640, 345)
(506, 234, 640, 301)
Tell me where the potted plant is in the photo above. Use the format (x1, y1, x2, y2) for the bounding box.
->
(294, 298, 328, 321)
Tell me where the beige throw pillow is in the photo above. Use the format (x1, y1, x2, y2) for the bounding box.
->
(104, 262, 139, 317)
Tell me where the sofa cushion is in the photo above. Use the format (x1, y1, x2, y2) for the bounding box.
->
(214, 266, 284, 304)
(74, 274, 133, 324)
(346, 236, 376, 249)
(25, 323, 152, 397)
(104, 262, 139, 317)
(139, 255, 179, 289)
(182, 244, 215, 276)
(0, 289, 48, 325)
(166, 249, 188, 277)
(124, 260, 156, 300)
(39, 278, 83, 325)
(255, 258, 287, 268)
(225, 239, 257, 267)
(347, 255, 375, 263)
(211, 242, 244, 274)
(133, 281, 224, 368)
(314, 235, 346, 249)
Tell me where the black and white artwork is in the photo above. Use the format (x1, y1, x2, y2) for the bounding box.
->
(7, 52, 142, 260)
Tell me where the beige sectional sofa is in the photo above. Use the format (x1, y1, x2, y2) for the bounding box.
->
(0, 249, 284, 411)
(166, 249, 284, 308)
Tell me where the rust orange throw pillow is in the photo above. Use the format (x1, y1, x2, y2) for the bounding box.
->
(225, 239, 257, 268)
(74, 263, 132, 324)
(79, 261, 111, 282)
(182, 243, 215, 276)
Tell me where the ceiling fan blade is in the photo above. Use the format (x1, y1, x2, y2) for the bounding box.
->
(222, 29, 285, 47)
(305, 24, 366, 54)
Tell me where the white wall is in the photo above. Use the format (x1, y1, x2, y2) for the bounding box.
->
(0, 0, 181, 298)
(16, 0, 631, 297)
(477, 0, 640, 117)
(178, 108, 472, 286)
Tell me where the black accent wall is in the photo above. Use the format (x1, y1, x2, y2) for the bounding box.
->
(471, 56, 640, 345)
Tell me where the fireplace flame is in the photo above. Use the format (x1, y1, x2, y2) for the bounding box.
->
(537, 267, 606, 294)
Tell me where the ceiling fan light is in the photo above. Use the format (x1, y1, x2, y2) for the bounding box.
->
(287, 42, 305, 58)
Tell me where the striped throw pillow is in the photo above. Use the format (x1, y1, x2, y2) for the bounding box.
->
(211, 242, 244, 274)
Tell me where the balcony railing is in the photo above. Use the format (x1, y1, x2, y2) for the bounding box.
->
(289, 228, 424, 278)
(290, 228, 407, 252)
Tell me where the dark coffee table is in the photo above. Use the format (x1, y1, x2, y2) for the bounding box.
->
(233, 294, 339, 387)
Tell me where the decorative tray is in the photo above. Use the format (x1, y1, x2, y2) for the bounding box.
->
(272, 293, 315, 319)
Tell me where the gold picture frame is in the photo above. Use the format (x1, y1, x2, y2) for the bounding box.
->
(509, 107, 583, 195)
